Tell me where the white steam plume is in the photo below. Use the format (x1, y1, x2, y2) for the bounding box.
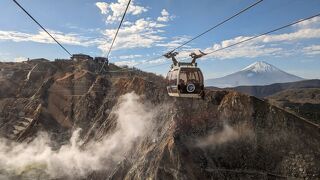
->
(196, 123, 254, 148)
(0, 92, 154, 179)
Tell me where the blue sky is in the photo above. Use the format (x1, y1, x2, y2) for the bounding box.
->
(0, 0, 320, 79)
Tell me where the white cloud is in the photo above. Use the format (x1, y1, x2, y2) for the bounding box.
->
(118, 54, 142, 59)
(98, 18, 166, 53)
(261, 28, 320, 43)
(157, 9, 173, 22)
(161, 9, 169, 16)
(144, 57, 166, 64)
(203, 26, 320, 60)
(114, 56, 167, 67)
(156, 35, 191, 49)
(96, 0, 147, 24)
(14, 57, 27, 62)
(0, 30, 97, 47)
(0, 56, 27, 62)
(294, 16, 320, 29)
(94, 1, 177, 59)
(96, 2, 109, 14)
(123, 21, 133, 26)
(0, 1, 176, 65)
(114, 60, 139, 67)
(203, 37, 283, 60)
(208, 45, 282, 60)
(107, 16, 320, 66)
(157, 16, 168, 22)
(303, 44, 320, 55)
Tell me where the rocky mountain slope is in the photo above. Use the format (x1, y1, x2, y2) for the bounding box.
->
(0, 60, 319, 179)
(267, 88, 320, 125)
(205, 61, 303, 87)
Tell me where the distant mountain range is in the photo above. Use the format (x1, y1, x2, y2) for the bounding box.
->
(230, 79, 320, 98)
(205, 61, 304, 87)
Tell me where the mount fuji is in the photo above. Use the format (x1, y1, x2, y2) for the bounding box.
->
(205, 61, 304, 88)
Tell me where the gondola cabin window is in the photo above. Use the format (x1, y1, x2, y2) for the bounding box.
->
(170, 69, 178, 85)
(179, 68, 203, 85)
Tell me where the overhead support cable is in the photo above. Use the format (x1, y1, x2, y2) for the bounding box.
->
(169, 0, 264, 53)
(115, 12, 320, 72)
(126, 0, 263, 68)
(100, 0, 132, 73)
(204, 13, 320, 55)
(12, 0, 72, 56)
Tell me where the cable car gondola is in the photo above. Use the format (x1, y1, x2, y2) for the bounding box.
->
(164, 51, 205, 98)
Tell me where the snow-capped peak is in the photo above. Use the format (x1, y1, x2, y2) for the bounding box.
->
(241, 61, 280, 73)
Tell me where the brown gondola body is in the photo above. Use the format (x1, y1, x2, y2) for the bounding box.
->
(165, 51, 205, 98)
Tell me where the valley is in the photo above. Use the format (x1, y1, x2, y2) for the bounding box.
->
(0, 60, 319, 179)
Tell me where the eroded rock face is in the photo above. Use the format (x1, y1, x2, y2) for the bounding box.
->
(0, 60, 319, 179)
(101, 91, 319, 180)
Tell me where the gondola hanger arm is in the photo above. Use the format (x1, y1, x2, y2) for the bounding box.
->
(164, 51, 179, 66)
(190, 50, 207, 64)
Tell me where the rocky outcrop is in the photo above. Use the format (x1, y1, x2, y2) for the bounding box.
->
(0, 60, 319, 179)
(94, 90, 319, 180)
